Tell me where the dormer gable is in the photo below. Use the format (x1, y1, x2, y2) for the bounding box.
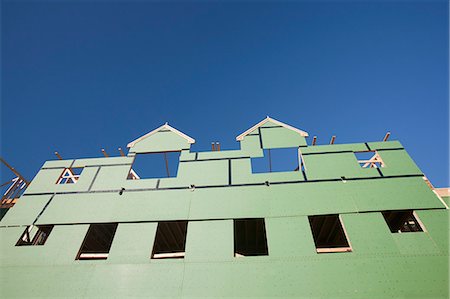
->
(127, 123, 195, 154)
(236, 116, 309, 149)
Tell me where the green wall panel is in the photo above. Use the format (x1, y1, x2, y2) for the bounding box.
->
(391, 232, 441, 255)
(188, 186, 270, 220)
(266, 216, 316, 257)
(239, 135, 263, 157)
(196, 150, 248, 160)
(0, 225, 89, 267)
(348, 177, 445, 212)
(267, 182, 358, 217)
(185, 220, 233, 262)
(84, 264, 185, 298)
(24, 167, 99, 194)
(179, 149, 196, 161)
(108, 223, 157, 264)
(0, 195, 52, 226)
(260, 127, 307, 148)
(231, 159, 304, 184)
(303, 152, 380, 180)
(302, 143, 367, 154)
(42, 159, 74, 168)
(367, 140, 403, 150)
(413, 210, 449, 254)
(89, 165, 158, 191)
(159, 160, 228, 188)
(377, 150, 422, 176)
(72, 156, 133, 167)
(340, 212, 398, 254)
(36, 190, 192, 225)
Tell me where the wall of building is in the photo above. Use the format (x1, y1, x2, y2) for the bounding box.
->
(0, 129, 448, 298)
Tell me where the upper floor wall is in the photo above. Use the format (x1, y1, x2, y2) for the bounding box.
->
(0, 117, 446, 227)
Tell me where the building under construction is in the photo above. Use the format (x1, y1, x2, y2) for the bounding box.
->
(0, 117, 448, 298)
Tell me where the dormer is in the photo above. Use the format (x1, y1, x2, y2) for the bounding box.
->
(127, 123, 195, 154)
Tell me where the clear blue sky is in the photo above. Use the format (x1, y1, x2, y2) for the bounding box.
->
(1, 0, 448, 187)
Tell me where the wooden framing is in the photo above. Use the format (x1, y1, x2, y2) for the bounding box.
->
(356, 151, 385, 168)
(152, 252, 185, 259)
(78, 253, 109, 260)
(330, 136, 336, 145)
(1, 158, 29, 208)
(56, 168, 82, 184)
(54, 152, 63, 160)
(101, 149, 109, 157)
(236, 116, 309, 141)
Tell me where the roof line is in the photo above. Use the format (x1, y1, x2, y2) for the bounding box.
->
(236, 116, 309, 141)
(127, 124, 195, 148)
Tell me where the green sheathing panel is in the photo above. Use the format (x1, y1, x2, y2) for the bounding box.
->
(196, 150, 248, 160)
(367, 140, 403, 150)
(181, 255, 447, 298)
(108, 223, 157, 264)
(0, 225, 89, 267)
(185, 220, 233, 262)
(0, 263, 185, 298)
(239, 135, 263, 157)
(159, 160, 228, 188)
(129, 131, 190, 153)
(24, 166, 99, 194)
(29, 178, 445, 225)
(346, 176, 445, 212)
(340, 213, 398, 254)
(415, 210, 449, 254)
(231, 159, 304, 184)
(36, 190, 192, 225)
(179, 149, 196, 161)
(188, 186, 271, 220)
(0, 195, 52, 226)
(266, 216, 316, 257)
(377, 149, 422, 176)
(1, 255, 445, 298)
(391, 232, 441, 255)
(42, 159, 74, 168)
(72, 156, 134, 167)
(89, 165, 157, 191)
(260, 127, 307, 148)
(303, 152, 380, 179)
(83, 263, 185, 298)
(442, 196, 450, 206)
(302, 143, 368, 154)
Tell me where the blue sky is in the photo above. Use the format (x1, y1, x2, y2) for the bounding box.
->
(1, 0, 448, 187)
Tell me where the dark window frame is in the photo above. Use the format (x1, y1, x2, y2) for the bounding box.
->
(308, 214, 352, 254)
(234, 218, 269, 257)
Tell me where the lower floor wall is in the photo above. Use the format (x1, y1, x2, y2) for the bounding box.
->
(0, 254, 448, 298)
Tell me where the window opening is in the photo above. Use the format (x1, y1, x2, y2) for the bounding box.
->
(151, 221, 188, 259)
(251, 148, 299, 173)
(16, 225, 53, 246)
(308, 215, 352, 253)
(354, 151, 385, 168)
(382, 210, 424, 233)
(128, 152, 181, 179)
(56, 168, 83, 184)
(76, 223, 118, 260)
(234, 218, 268, 257)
